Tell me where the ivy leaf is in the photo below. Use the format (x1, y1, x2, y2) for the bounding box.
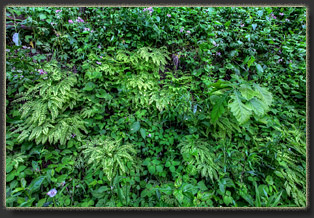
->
(228, 91, 252, 124)
(148, 165, 156, 174)
(83, 82, 96, 91)
(130, 121, 140, 134)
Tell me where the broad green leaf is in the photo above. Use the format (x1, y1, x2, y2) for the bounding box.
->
(247, 56, 255, 68)
(148, 165, 155, 174)
(229, 91, 252, 124)
(140, 128, 146, 139)
(173, 189, 184, 203)
(156, 165, 163, 173)
(256, 63, 264, 74)
(28, 176, 45, 194)
(210, 94, 227, 123)
(92, 186, 109, 198)
(169, 165, 176, 173)
(83, 82, 96, 91)
(130, 121, 140, 134)
(253, 84, 273, 106)
(197, 181, 208, 191)
(247, 97, 268, 116)
(36, 199, 46, 207)
(39, 14, 47, 20)
(239, 84, 259, 100)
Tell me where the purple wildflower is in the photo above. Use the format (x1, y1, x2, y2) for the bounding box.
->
(76, 17, 84, 23)
(278, 58, 283, 63)
(47, 188, 57, 197)
(72, 134, 76, 138)
(56, 10, 62, 13)
(180, 27, 184, 32)
(167, 14, 171, 17)
(38, 69, 47, 75)
(96, 61, 101, 65)
(270, 13, 277, 19)
(68, 20, 73, 23)
(143, 7, 154, 14)
(286, 18, 290, 22)
(186, 30, 191, 34)
(279, 12, 284, 16)
(240, 24, 245, 27)
(212, 41, 217, 46)
(216, 52, 221, 56)
(148, 134, 152, 138)
(20, 75, 24, 78)
(14, 75, 18, 77)
(100, 56, 103, 59)
(84, 27, 90, 31)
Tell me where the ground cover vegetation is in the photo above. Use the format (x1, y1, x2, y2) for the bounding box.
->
(5, 6, 306, 207)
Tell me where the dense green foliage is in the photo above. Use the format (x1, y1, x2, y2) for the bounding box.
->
(6, 6, 306, 207)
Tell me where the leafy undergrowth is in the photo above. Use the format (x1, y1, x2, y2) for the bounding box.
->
(6, 6, 306, 207)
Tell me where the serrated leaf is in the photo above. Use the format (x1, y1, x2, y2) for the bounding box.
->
(239, 84, 259, 100)
(229, 91, 252, 124)
(247, 97, 268, 116)
(253, 84, 273, 106)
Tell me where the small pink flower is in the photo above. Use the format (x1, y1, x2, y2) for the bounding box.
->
(100, 56, 103, 59)
(167, 14, 171, 17)
(96, 61, 101, 65)
(240, 24, 244, 27)
(186, 30, 191, 34)
(56, 10, 61, 13)
(47, 188, 57, 197)
(279, 12, 284, 16)
(148, 134, 151, 137)
(180, 27, 184, 32)
(68, 20, 73, 23)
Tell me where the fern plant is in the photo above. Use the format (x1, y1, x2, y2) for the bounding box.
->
(178, 135, 222, 183)
(12, 61, 87, 145)
(81, 136, 137, 184)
